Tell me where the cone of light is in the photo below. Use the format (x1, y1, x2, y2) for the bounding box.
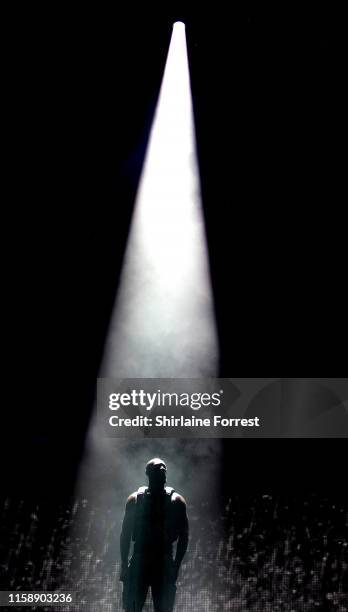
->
(101, 21, 219, 378)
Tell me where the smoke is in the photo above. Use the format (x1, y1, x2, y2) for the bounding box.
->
(76, 437, 221, 518)
(70, 23, 222, 590)
(98, 19, 218, 379)
(72, 435, 222, 593)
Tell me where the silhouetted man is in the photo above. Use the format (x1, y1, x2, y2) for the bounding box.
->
(120, 458, 189, 611)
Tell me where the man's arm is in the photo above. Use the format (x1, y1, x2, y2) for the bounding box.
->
(173, 494, 189, 575)
(120, 494, 136, 580)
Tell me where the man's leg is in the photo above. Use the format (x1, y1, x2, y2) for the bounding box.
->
(125, 581, 148, 612)
(151, 562, 177, 612)
(124, 557, 149, 612)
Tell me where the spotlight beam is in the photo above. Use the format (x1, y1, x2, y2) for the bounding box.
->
(101, 21, 218, 378)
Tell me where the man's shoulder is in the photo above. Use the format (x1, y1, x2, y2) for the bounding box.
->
(126, 486, 148, 505)
(126, 492, 137, 506)
(171, 491, 187, 507)
(127, 488, 186, 506)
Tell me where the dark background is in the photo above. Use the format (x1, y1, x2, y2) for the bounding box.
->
(3, 4, 346, 500)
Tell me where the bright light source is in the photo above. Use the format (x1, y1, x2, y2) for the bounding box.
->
(173, 21, 186, 30)
(100, 16, 219, 378)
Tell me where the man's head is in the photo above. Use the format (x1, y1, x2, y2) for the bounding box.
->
(146, 457, 167, 491)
